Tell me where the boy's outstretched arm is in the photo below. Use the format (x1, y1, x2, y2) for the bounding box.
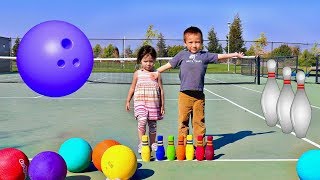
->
(157, 62, 172, 73)
(218, 52, 244, 60)
(150, 62, 172, 80)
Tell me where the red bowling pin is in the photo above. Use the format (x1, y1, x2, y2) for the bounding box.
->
(205, 136, 214, 160)
(195, 135, 205, 161)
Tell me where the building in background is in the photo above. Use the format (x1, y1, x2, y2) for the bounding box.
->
(0, 36, 12, 72)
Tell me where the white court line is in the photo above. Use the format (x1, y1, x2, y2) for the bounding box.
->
(0, 96, 43, 99)
(204, 88, 320, 149)
(27, 158, 297, 162)
(206, 77, 320, 110)
(0, 97, 224, 101)
(150, 159, 298, 162)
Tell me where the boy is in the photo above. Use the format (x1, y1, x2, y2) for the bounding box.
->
(153, 26, 244, 145)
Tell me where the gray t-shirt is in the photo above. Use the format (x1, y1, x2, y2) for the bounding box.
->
(169, 50, 218, 91)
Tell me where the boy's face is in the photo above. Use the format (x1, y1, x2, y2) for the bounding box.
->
(184, 32, 203, 54)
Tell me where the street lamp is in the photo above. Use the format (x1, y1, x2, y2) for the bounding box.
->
(227, 22, 231, 71)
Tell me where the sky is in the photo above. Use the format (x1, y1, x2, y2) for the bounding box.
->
(1, 0, 319, 51)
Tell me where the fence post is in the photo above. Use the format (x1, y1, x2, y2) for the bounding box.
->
(316, 54, 319, 84)
(257, 56, 261, 85)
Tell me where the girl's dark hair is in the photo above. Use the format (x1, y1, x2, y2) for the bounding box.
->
(183, 26, 203, 43)
(137, 45, 157, 64)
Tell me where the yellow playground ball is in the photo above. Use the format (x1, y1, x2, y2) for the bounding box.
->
(101, 145, 137, 180)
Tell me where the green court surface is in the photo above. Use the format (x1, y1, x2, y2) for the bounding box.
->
(0, 74, 319, 180)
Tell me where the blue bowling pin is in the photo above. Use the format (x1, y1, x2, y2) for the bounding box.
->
(156, 135, 165, 160)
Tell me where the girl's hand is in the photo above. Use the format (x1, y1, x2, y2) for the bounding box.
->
(161, 106, 165, 115)
(150, 71, 159, 80)
(126, 102, 130, 111)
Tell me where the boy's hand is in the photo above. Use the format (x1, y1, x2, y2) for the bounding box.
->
(150, 71, 159, 80)
(235, 52, 244, 58)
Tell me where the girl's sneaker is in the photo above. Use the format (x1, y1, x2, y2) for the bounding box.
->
(151, 143, 157, 152)
(138, 143, 142, 154)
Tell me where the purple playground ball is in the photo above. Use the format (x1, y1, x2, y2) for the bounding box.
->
(28, 151, 67, 180)
(17, 20, 93, 97)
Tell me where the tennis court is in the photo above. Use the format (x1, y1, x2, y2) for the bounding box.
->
(0, 57, 320, 179)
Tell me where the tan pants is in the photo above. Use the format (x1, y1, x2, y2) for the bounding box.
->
(178, 91, 205, 145)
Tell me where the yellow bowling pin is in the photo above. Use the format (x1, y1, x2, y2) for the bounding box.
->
(141, 135, 151, 162)
(186, 135, 194, 160)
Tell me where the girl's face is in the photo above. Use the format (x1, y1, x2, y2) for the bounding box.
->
(184, 32, 203, 54)
(141, 54, 155, 71)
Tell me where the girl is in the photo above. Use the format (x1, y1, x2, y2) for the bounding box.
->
(126, 45, 165, 153)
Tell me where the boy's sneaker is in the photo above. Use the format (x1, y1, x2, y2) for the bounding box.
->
(138, 143, 142, 154)
(151, 143, 157, 152)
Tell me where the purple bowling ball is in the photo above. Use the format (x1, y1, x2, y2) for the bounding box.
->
(28, 151, 67, 180)
(17, 20, 93, 97)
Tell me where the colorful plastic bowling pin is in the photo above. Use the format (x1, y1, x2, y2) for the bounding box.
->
(166, 135, 175, 160)
(291, 71, 312, 138)
(186, 135, 194, 160)
(141, 135, 151, 162)
(261, 59, 280, 127)
(156, 135, 165, 160)
(176, 135, 185, 160)
(277, 67, 294, 133)
(195, 135, 205, 161)
(205, 136, 214, 160)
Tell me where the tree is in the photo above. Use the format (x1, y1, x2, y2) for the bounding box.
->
(226, 14, 246, 53)
(246, 45, 255, 56)
(254, 33, 268, 56)
(246, 32, 268, 57)
(291, 46, 300, 57)
(300, 43, 319, 67)
(12, 37, 20, 57)
(167, 45, 184, 57)
(124, 46, 134, 58)
(113, 47, 120, 58)
(142, 25, 159, 46)
(206, 27, 223, 53)
(93, 44, 102, 58)
(271, 44, 292, 57)
(299, 49, 314, 67)
(156, 33, 168, 57)
(101, 44, 115, 58)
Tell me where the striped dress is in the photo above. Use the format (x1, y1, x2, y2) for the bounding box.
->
(134, 69, 163, 121)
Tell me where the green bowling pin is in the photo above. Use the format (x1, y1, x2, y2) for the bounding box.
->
(166, 135, 176, 160)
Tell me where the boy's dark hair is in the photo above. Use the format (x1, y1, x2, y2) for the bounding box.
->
(183, 26, 203, 43)
(137, 45, 157, 64)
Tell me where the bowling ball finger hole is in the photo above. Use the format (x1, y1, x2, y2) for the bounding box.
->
(73, 58, 80, 67)
(57, 59, 65, 68)
(61, 38, 73, 49)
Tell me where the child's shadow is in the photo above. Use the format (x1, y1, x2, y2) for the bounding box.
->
(206, 130, 275, 158)
(131, 162, 155, 180)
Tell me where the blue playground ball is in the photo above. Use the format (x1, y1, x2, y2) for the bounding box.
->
(28, 151, 67, 180)
(58, 137, 92, 173)
(296, 149, 320, 180)
(17, 20, 93, 97)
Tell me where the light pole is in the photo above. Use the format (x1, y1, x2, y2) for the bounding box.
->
(227, 22, 231, 71)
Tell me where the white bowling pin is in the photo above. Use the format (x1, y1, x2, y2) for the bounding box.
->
(261, 59, 280, 127)
(277, 67, 294, 133)
(291, 71, 312, 138)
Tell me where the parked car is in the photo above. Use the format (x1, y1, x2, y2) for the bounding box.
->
(291, 68, 309, 77)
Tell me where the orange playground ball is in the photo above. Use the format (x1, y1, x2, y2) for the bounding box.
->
(92, 139, 121, 171)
